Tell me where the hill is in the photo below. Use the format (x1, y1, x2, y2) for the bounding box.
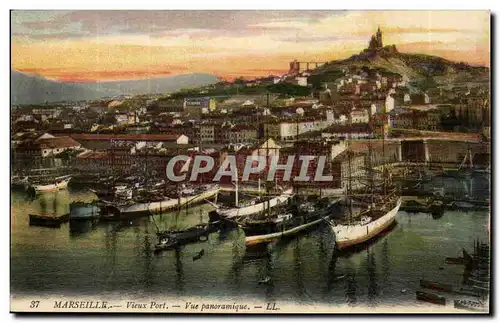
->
(95, 73, 221, 96)
(310, 45, 489, 89)
(11, 70, 220, 105)
(10, 70, 117, 105)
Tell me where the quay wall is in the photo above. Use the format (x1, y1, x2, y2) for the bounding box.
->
(425, 140, 489, 165)
(348, 139, 489, 165)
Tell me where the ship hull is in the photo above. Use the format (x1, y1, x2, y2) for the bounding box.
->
(245, 216, 327, 246)
(29, 213, 70, 227)
(102, 186, 219, 219)
(332, 197, 402, 249)
(244, 198, 341, 246)
(218, 188, 293, 218)
(70, 203, 100, 220)
(33, 178, 71, 193)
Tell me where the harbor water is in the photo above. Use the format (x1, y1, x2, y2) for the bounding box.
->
(10, 175, 490, 310)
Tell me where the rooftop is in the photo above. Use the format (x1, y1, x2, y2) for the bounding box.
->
(70, 133, 186, 142)
(20, 136, 81, 150)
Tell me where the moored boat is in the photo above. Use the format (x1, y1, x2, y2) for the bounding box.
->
(29, 213, 70, 228)
(329, 137, 402, 250)
(416, 290, 446, 306)
(11, 175, 29, 189)
(429, 199, 445, 218)
(101, 184, 219, 220)
(242, 197, 341, 246)
(454, 299, 488, 312)
(331, 195, 402, 250)
(217, 187, 294, 219)
(420, 280, 453, 293)
(154, 223, 219, 253)
(154, 236, 178, 253)
(70, 201, 100, 220)
(32, 175, 71, 194)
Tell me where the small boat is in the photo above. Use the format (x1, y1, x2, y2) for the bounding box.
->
(90, 185, 133, 200)
(334, 274, 347, 280)
(429, 200, 445, 217)
(472, 284, 489, 292)
(445, 257, 466, 265)
(32, 175, 71, 194)
(29, 213, 70, 228)
(454, 299, 488, 312)
(155, 223, 218, 252)
(450, 201, 475, 211)
(401, 200, 428, 213)
(154, 236, 178, 253)
(11, 175, 29, 189)
(70, 201, 100, 220)
(469, 277, 489, 286)
(258, 276, 271, 284)
(416, 290, 446, 306)
(453, 286, 482, 298)
(420, 280, 453, 293)
(193, 249, 205, 261)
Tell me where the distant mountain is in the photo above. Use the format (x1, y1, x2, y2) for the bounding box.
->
(11, 70, 220, 105)
(95, 73, 221, 96)
(10, 70, 115, 105)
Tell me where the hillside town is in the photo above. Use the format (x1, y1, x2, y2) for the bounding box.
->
(12, 28, 490, 185)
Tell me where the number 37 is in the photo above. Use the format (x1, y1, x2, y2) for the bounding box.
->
(30, 301, 40, 308)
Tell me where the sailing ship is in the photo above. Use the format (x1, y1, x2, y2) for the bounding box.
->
(98, 139, 220, 219)
(216, 187, 294, 219)
(233, 95, 344, 245)
(242, 196, 342, 246)
(329, 134, 402, 250)
(214, 93, 295, 220)
(100, 184, 219, 219)
(330, 193, 401, 249)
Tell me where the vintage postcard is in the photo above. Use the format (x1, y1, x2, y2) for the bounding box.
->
(10, 10, 490, 313)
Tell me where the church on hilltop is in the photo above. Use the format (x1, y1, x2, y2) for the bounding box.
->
(368, 26, 383, 50)
(363, 26, 398, 55)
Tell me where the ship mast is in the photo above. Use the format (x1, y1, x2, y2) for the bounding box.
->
(382, 121, 387, 197)
(265, 92, 270, 217)
(347, 138, 353, 225)
(368, 137, 374, 210)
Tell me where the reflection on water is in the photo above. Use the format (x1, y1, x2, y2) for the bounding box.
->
(69, 219, 99, 237)
(10, 176, 490, 309)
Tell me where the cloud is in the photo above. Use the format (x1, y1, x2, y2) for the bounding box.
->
(11, 10, 341, 40)
(277, 35, 366, 43)
(17, 66, 188, 82)
(10, 10, 490, 81)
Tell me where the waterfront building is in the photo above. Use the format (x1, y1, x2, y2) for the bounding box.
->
(15, 135, 81, 158)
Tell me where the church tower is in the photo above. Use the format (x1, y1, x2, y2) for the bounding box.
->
(368, 26, 383, 51)
(376, 26, 383, 48)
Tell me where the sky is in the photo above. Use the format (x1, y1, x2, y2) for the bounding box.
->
(11, 10, 490, 82)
